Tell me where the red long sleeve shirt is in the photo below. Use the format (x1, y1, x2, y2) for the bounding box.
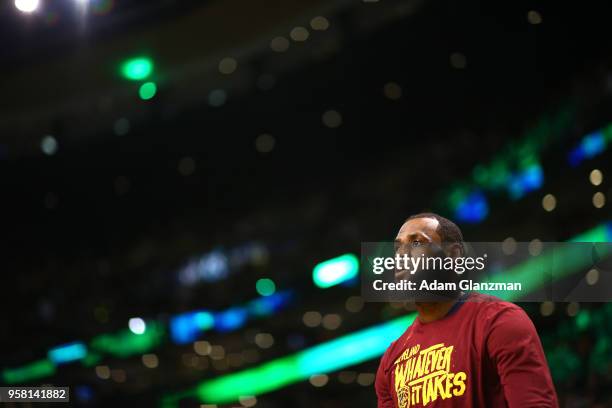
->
(375, 293, 558, 408)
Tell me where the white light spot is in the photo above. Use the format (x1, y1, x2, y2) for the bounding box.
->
(383, 82, 402, 100)
(590, 169, 603, 186)
(194, 340, 212, 356)
(357, 373, 376, 386)
(593, 192, 606, 208)
(502, 237, 517, 255)
(567, 302, 580, 317)
(586, 268, 599, 285)
(540, 301, 554, 317)
(528, 239, 543, 256)
(254, 333, 274, 349)
(15, 0, 39, 13)
(449, 52, 467, 69)
(142, 353, 159, 368)
(178, 157, 196, 176)
(303, 311, 322, 327)
(218, 57, 238, 75)
(309, 374, 329, 387)
(542, 194, 557, 212)
(310, 16, 330, 31)
(270, 36, 290, 52)
(290, 26, 309, 42)
(114, 118, 130, 136)
(208, 89, 227, 107)
(41, 135, 58, 156)
(95, 365, 110, 379)
(322, 313, 342, 330)
(239, 396, 257, 407)
(255, 134, 275, 153)
(322, 110, 342, 128)
(527, 10, 543, 25)
(128, 317, 146, 335)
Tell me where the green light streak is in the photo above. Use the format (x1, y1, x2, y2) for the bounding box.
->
(91, 321, 164, 358)
(196, 314, 414, 404)
(197, 355, 301, 404)
(296, 315, 414, 376)
(603, 123, 612, 142)
(479, 223, 612, 299)
(81, 352, 103, 367)
(2, 359, 55, 384)
(313, 254, 359, 288)
(569, 223, 612, 243)
(478, 252, 552, 300)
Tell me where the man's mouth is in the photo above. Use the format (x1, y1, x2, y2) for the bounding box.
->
(394, 269, 411, 282)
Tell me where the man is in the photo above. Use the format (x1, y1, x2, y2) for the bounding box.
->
(375, 212, 558, 407)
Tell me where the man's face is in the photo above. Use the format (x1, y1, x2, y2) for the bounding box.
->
(394, 217, 442, 282)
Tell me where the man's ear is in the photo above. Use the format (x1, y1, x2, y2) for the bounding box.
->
(448, 243, 464, 257)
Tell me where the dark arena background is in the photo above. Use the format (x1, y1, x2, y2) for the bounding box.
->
(2, 0, 612, 406)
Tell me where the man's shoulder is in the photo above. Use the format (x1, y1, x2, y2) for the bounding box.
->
(467, 292, 530, 323)
(469, 292, 523, 309)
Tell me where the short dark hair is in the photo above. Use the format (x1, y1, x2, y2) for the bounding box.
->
(406, 212, 464, 244)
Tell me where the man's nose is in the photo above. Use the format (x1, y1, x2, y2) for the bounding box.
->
(396, 246, 410, 257)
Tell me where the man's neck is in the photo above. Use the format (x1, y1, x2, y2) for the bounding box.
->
(415, 300, 457, 323)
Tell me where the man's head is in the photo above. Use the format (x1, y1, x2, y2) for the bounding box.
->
(398, 212, 463, 244)
(395, 212, 464, 255)
(394, 212, 465, 299)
